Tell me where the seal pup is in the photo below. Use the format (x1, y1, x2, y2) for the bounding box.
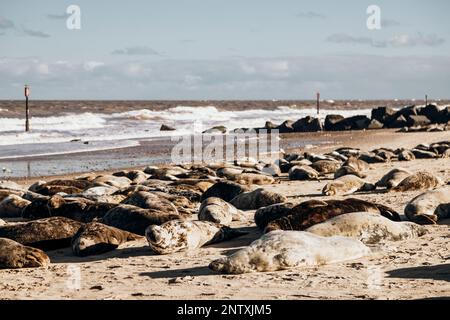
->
(209, 231, 370, 274)
(198, 197, 244, 225)
(122, 191, 178, 215)
(102, 204, 180, 235)
(230, 188, 287, 210)
(404, 187, 450, 224)
(263, 198, 401, 232)
(391, 171, 444, 192)
(0, 194, 31, 218)
(288, 165, 320, 181)
(200, 181, 250, 202)
(146, 220, 246, 255)
(306, 212, 427, 244)
(254, 203, 296, 230)
(0, 238, 50, 269)
(22, 195, 116, 223)
(0, 217, 83, 250)
(375, 168, 412, 189)
(322, 175, 375, 196)
(71, 222, 142, 257)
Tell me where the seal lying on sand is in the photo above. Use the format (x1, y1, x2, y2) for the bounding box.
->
(230, 188, 287, 210)
(262, 198, 401, 233)
(334, 157, 369, 178)
(322, 175, 375, 196)
(22, 195, 116, 222)
(254, 203, 296, 230)
(71, 222, 142, 257)
(0, 238, 50, 269)
(200, 181, 250, 202)
(391, 171, 444, 192)
(306, 212, 427, 244)
(288, 165, 320, 180)
(0, 195, 31, 218)
(102, 204, 180, 235)
(209, 230, 370, 274)
(375, 168, 412, 189)
(146, 220, 246, 255)
(310, 160, 341, 174)
(0, 217, 83, 250)
(229, 173, 275, 185)
(404, 187, 450, 224)
(32, 179, 93, 196)
(122, 191, 178, 214)
(198, 197, 244, 225)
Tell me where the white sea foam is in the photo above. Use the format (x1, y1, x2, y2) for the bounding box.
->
(0, 105, 372, 152)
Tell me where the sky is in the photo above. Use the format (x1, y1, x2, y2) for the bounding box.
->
(0, 0, 449, 100)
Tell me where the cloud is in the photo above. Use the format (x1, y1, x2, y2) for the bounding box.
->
(382, 19, 401, 28)
(112, 46, 159, 56)
(296, 11, 326, 19)
(0, 17, 15, 29)
(21, 27, 51, 38)
(1, 55, 449, 99)
(46, 13, 68, 20)
(327, 33, 445, 48)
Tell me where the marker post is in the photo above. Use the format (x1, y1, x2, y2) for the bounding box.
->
(316, 92, 320, 115)
(25, 85, 30, 132)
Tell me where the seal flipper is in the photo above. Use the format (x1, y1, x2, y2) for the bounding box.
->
(374, 204, 401, 221)
(208, 226, 248, 245)
(410, 214, 437, 225)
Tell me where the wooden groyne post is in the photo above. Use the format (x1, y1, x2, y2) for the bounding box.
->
(25, 85, 30, 132)
(316, 92, 320, 115)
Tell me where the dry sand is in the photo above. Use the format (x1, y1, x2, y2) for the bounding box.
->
(0, 130, 449, 300)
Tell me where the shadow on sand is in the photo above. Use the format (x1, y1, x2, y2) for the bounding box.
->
(139, 266, 216, 279)
(387, 263, 450, 282)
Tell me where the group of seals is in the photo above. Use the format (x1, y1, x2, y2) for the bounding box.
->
(209, 231, 370, 274)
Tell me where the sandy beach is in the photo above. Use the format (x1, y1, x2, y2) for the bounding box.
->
(1, 129, 449, 300)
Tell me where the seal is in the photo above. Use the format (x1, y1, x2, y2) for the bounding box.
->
(229, 173, 275, 185)
(288, 165, 320, 180)
(262, 198, 401, 232)
(310, 160, 341, 174)
(0, 238, 50, 269)
(198, 197, 244, 225)
(200, 181, 250, 202)
(122, 191, 178, 214)
(404, 187, 450, 224)
(391, 171, 444, 192)
(71, 222, 142, 256)
(0, 217, 83, 250)
(0, 194, 31, 218)
(32, 179, 93, 196)
(0, 189, 24, 202)
(112, 170, 149, 184)
(322, 175, 375, 196)
(334, 166, 367, 179)
(208, 230, 370, 274)
(102, 204, 180, 235)
(22, 195, 116, 223)
(397, 149, 416, 161)
(375, 168, 412, 189)
(230, 188, 287, 210)
(254, 202, 296, 230)
(146, 220, 247, 255)
(306, 211, 427, 244)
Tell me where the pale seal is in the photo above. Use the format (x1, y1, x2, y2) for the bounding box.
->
(375, 168, 412, 189)
(122, 191, 178, 215)
(306, 212, 427, 244)
(0, 238, 50, 269)
(146, 220, 246, 254)
(0, 217, 83, 250)
(71, 222, 142, 256)
(391, 171, 444, 192)
(404, 187, 450, 224)
(322, 175, 375, 196)
(229, 173, 275, 185)
(198, 197, 244, 225)
(230, 188, 287, 210)
(310, 160, 341, 174)
(209, 230, 370, 274)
